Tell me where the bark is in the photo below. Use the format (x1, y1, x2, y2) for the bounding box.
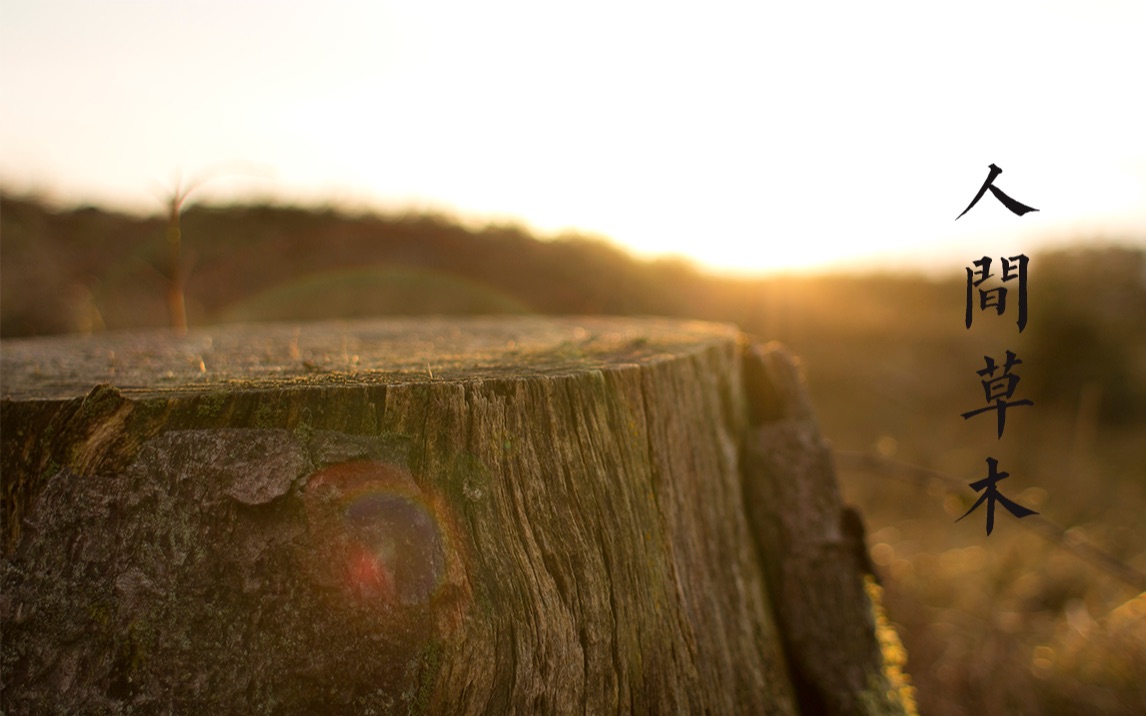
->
(741, 342, 907, 715)
(0, 317, 897, 714)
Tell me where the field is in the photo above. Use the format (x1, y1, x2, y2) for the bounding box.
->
(753, 270, 1146, 715)
(3, 195, 1145, 713)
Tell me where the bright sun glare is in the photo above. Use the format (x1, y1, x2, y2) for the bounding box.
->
(1, 0, 1143, 274)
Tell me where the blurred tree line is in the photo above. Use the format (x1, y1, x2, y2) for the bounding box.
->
(4, 192, 1146, 714)
(3, 193, 1144, 425)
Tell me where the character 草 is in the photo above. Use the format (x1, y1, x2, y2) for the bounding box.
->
(961, 350, 1034, 438)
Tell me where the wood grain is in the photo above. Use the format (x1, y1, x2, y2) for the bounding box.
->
(1, 317, 806, 714)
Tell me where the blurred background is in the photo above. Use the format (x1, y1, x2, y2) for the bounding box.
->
(2, 1, 1145, 713)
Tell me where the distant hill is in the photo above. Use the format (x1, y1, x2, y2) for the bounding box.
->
(3, 193, 1144, 421)
(0, 194, 714, 337)
(4, 193, 1145, 714)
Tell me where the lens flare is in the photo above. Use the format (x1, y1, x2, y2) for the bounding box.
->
(303, 461, 449, 608)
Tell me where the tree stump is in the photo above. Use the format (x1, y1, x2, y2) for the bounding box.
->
(0, 316, 907, 715)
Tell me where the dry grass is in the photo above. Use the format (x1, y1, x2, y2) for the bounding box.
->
(761, 263, 1146, 716)
(3, 196, 1143, 712)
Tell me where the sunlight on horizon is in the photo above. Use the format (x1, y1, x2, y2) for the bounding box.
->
(2, 0, 1144, 275)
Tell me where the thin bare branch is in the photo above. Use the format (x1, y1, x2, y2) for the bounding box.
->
(836, 450, 1146, 592)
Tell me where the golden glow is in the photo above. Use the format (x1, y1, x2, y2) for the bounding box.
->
(1, 1, 1143, 274)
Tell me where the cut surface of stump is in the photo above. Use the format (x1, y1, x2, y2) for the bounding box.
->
(0, 316, 906, 715)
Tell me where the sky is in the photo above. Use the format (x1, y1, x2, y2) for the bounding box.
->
(2, 0, 1144, 275)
